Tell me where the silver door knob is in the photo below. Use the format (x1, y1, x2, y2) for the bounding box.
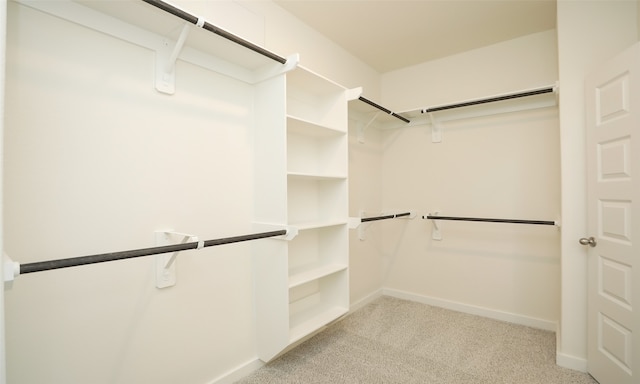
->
(579, 237, 597, 247)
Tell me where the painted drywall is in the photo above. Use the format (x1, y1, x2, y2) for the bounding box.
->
(347, 121, 385, 306)
(556, 0, 637, 371)
(378, 30, 561, 327)
(4, 3, 260, 383)
(381, 30, 558, 112)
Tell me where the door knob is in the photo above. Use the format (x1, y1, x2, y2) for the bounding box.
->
(579, 237, 597, 247)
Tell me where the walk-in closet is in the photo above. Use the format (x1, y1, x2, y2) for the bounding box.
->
(1, 1, 638, 383)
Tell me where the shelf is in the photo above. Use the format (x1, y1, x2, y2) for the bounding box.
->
(289, 271, 348, 343)
(287, 172, 347, 181)
(287, 67, 347, 131)
(287, 115, 346, 136)
(289, 264, 347, 288)
(289, 306, 348, 343)
(287, 117, 347, 177)
(288, 220, 348, 231)
(287, 177, 347, 225)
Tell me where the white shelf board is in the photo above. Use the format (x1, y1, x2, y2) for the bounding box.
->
(287, 172, 347, 181)
(288, 220, 348, 231)
(287, 114, 346, 136)
(289, 306, 348, 344)
(289, 264, 348, 289)
(288, 65, 346, 94)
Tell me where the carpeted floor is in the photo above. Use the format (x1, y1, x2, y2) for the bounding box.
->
(237, 296, 599, 383)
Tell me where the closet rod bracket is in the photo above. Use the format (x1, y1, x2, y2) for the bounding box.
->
(156, 22, 192, 95)
(357, 111, 381, 144)
(3, 253, 20, 283)
(155, 229, 199, 289)
(252, 222, 298, 241)
(428, 211, 442, 241)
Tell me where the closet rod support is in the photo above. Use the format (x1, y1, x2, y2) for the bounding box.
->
(3, 253, 20, 283)
(156, 23, 191, 94)
(142, 0, 287, 64)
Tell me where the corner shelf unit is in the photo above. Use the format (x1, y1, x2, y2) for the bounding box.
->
(254, 65, 350, 361)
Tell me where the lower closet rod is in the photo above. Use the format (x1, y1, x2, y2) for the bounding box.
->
(19, 230, 287, 275)
(362, 212, 411, 222)
(423, 215, 556, 226)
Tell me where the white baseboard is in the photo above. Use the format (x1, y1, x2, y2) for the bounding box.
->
(382, 288, 557, 331)
(210, 358, 264, 384)
(556, 351, 588, 372)
(350, 288, 384, 313)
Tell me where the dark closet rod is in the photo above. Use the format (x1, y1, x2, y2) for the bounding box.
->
(19, 230, 287, 275)
(362, 212, 411, 222)
(423, 215, 556, 226)
(141, 0, 287, 64)
(422, 87, 555, 113)
(358, 96, 411, 123)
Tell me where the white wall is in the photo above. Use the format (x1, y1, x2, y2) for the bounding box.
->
(556, 0, 637, 371)
(378, 30, 561, 328)
(381, 30, 558, 112)
(347, 121, 385, 306)
(4, 3, 259, 382)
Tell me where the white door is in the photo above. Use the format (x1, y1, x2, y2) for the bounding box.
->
(585, 43, 640, 384)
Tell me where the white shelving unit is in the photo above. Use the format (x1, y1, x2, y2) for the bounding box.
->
(285, 67, 349, 349)
(254, 65, 350, 361)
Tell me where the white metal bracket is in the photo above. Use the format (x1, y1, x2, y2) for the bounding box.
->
(346, 86, 363, 102)
(427, 112, 442, 143)
(348, 217, 362, 230)
(155, 230, 199, 289)
(358, 209, 368, 241)
(155, 23, 192, 95)
(429, 211, 442, 241)
(252, 222, 299, 241)
(282, 226, 299, 241)
(357, 111, 381, 144)
(253, 53, 300, 83)
(3, 252, 20, 283)
(554, 216, 562, 228)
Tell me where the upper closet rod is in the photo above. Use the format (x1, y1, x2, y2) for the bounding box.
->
(141, 0, 287, 64)
(362, 212, 411, 222)
(358, 96, 410, 123)
(15, 230, 287, 275)
(423, 215, 557, 226)
(422, 86, 555, 113)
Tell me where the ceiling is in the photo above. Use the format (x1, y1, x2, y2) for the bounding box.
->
(274, 0, 557, 73)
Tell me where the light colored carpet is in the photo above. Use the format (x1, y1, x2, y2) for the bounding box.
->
(237, 296, 599, 383)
